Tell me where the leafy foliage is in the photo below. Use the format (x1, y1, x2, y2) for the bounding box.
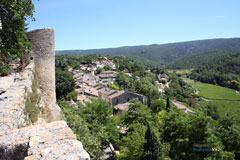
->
(132, 77, 159, 106)
(55, 69, 75, 100)
(0, 0, 36, 75)
(66, 90, 78, 102)
(161, 109, 235, 159)
(143, 124, 163, 160)
(165, 73, 194, 99)
(58, 100, 103, 159)
(115, 72, 131, 88)
(120, 101, 154, 126)
(116, 123, 147, 160)
(78, 99, 121, 147)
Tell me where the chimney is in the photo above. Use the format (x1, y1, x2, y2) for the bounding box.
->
(91, 70, 95, 76)
(124, 85, 128, 92)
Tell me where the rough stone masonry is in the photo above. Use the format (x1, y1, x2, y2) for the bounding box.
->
(0, 28, 90, 160)
(26, 29, 62, 121)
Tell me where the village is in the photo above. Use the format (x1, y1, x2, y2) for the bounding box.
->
(67, 56, 173, 115)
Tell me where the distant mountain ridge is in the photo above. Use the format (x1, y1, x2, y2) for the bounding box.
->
(56, 38, 240, 66)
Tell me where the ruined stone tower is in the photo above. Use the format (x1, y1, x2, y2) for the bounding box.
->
(26, 28, 61, 121)
(0, 27, 90, 159)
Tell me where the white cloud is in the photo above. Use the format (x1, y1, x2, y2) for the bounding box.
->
(215, 16, 226, 19)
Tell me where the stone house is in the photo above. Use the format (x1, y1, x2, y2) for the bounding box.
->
(108, 89, 145, 106)
(158, 74, 169, 82)
(98, 71, 117, 85)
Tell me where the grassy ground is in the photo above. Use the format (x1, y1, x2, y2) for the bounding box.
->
(167, 69, 193, 75)
(183, 78, 240, 100)
(182, 77, 240, 123)
(199, 101, 240, 123)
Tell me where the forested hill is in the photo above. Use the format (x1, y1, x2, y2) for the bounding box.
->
(56, 38, 240, 65)
(167, 49, 233, 69)
(189, 51, 240, 90)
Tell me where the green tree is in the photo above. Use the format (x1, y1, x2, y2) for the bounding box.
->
(116, 72, 130, 88)
(205, 103, 219, 120)
(217, 114, 240, 159)
(0, 0, 36, 75)
(55, 69, 75, 99)
(79, 99, 120, 145)
(166, 97, 170, 112)
(161, 109, 235, 160)
(58, 100, 103, 159)
(116, 123, 147, 160)
(103, 64, 111, 70)
(132, 77, 159, 106)
(66, 90, 78, 102)
(96, 67, 103, 74)
(120, 101, 154, 126)
(150, 98, 166, 113)
(142, 124, 163, 160)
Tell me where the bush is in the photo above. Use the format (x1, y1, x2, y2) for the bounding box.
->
(176, 94, 185, 102)
(66, 90, 78, 102)
(0, 62, 10, 76)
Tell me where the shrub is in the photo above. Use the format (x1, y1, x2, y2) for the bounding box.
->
(176, 94, 185, 102)
(24, 72, 40, 124)
(66, 90, 78, 102)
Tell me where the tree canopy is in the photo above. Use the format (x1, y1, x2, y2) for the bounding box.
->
(0, 0, 36, 75)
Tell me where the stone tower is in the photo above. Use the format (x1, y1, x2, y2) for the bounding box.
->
(26, 28, 61, 120)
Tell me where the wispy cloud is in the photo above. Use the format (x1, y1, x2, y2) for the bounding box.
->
(215, 16, 226, 19)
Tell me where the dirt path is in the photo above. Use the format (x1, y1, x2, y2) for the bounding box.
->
(200, 97, 240, 102)
(172, 100, 195, 114)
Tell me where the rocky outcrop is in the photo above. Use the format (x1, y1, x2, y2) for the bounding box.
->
(0, 121, 90, 160)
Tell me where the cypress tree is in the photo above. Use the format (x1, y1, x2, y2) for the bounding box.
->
(142, 124, 163, 160)
(166, 97, 170, 112)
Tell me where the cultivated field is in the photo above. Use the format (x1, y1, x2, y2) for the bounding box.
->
(183, 78, 240, 100)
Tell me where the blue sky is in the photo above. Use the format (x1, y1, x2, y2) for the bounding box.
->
(29, 0, 240, 50)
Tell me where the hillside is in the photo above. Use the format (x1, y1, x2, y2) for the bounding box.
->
(56, 38, 240, 65)
(189, 51, 240, 90)
(167, 49, 235, 69)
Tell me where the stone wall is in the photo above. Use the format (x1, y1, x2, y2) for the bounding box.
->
(0, 62, 34, 130)
(111, 90, 146, 106)
(0, 28, 90, 159)
(0, 121, 90, 160)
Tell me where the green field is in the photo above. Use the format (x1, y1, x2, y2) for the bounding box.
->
(199, 101, 240, 123)
(167, 69, 192, 75)
(183, 78, 240, 100)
